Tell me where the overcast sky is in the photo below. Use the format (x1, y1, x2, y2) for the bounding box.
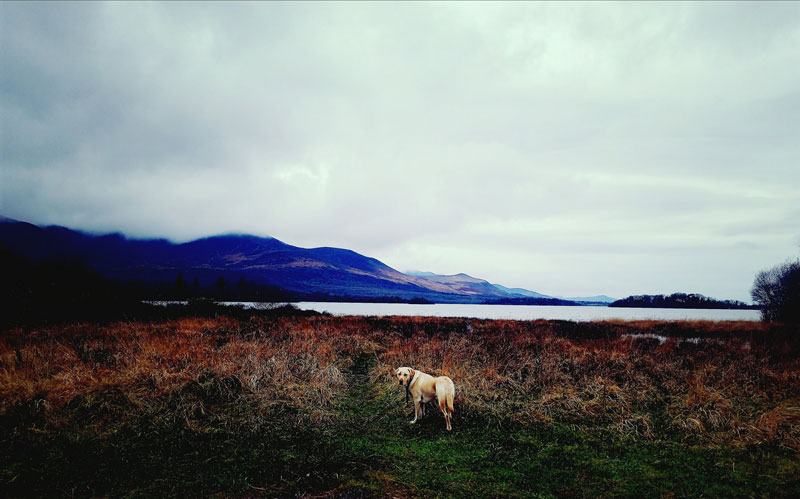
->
(2, 2, 799, 301)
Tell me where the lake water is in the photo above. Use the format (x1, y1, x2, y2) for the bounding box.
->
(233, 302, 761, 322)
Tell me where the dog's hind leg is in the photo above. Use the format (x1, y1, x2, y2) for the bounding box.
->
(437, 381, 454, 431)
(438, 398, 452, 430)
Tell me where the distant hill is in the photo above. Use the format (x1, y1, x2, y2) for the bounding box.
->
(490, 283, 554, 299)
(609, 293, 756, 310)
(2, 217, 575, 304)
(0, 218, 499, 303)
(1, 217, 626, 305)
(488, 285, 615, 305)
(565, 295, 617, 304)
(405, 271, 509, 298)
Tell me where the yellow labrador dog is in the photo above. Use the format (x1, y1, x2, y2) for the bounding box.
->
(394, 367, 455, 431)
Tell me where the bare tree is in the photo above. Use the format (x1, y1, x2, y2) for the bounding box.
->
(751, 259, 800, 323)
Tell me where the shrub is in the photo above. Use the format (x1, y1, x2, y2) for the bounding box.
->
(752, 259, 800, 323)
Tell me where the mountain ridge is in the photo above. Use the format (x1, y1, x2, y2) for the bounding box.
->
(491, 283, 553, 299)
(0, 217, 556, 303)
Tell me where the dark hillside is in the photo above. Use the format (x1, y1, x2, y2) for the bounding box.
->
(0, 218, 498, 302)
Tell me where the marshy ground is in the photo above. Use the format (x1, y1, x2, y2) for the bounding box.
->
(2, 313, 799, 497)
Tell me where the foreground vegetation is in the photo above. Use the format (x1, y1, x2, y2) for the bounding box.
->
(2, 312, 799, 497)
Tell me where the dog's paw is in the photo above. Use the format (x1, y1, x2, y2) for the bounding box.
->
(410, 419, 417, 424)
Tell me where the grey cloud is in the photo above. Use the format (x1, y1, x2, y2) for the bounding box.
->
(2, 2, 799, 301)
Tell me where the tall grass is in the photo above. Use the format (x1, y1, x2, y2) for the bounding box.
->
(2, 315, 798, 448)
(372, 317, 800, 448)
(1, 316, 378, 430)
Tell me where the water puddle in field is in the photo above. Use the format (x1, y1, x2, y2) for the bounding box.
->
(622, 333, 669, 344)
(622, 333, 743, 347)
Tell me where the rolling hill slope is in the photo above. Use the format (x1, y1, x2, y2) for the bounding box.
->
(0, 218, 531, 302)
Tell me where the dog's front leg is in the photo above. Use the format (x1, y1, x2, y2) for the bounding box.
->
(411, 399, 420, 424)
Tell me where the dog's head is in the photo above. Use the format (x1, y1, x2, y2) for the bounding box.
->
(394, 367, 415, 387)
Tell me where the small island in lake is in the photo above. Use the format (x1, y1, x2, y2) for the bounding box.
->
(609, 293, 758, 310)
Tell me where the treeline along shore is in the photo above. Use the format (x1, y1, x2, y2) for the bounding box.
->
(2, 305, 799, 497)
(609, 293, 757, 310)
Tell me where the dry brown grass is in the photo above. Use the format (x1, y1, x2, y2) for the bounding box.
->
(0, 316, 380, 428)
(2, 315, 799, 450)
(374, 317, 800, 449)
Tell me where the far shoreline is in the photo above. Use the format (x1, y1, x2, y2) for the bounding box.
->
(144, 300, 762, 323)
